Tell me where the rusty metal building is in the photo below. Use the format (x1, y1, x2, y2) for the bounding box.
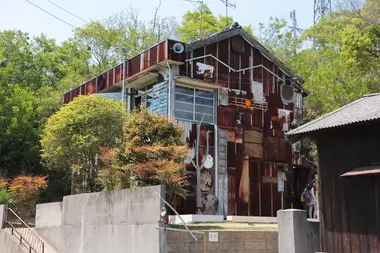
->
(64, 22, 312, 217)
(288, 93, 380, 252)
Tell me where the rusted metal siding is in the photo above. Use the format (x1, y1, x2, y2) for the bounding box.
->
(316, 123, 380, 253)
(188, 34, 297, 217)
(64, 40, 186, 103)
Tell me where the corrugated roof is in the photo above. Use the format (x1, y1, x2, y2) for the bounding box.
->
(341, 165, 380, 177)
(287, 93, 380, 136)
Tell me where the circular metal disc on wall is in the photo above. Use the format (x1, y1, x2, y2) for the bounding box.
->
(201, 194, 219, 215)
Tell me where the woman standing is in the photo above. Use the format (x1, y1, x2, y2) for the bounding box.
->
(302, 180, 317, 219)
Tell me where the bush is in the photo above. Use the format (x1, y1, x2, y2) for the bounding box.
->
(0, 189, 11, 205)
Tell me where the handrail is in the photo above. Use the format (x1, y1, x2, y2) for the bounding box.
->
(5, 208, 44, 253)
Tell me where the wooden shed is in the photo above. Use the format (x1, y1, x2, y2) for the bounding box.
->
(287, 93, 380, 253)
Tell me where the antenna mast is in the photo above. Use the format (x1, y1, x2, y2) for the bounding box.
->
(313, 0, 332, 24)
(220, 0, 236, 26)
(184, 0, 204, 37)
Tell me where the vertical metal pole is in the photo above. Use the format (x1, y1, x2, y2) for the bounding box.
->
(71, 169, 74, 195)
(121, 50, 127, 105)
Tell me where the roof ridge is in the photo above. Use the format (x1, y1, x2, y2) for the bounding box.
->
(363, 93, 380, 97)
(287, 96, 366, 135)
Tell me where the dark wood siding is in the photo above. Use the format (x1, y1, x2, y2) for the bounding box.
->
(316, 122, 380, 253)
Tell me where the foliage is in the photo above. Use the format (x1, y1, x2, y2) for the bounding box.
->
(123, 109, 188, 199)
(0, 190, 11, 205)
(8, 175, 47, 209)
(41, 95, 127, 193)
(0, 30, 92, 178)
(177, 3, 253, 42)
(96, 109, 188, 200)
(258, 17, 301, 65)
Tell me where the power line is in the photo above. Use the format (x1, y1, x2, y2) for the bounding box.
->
(25, 0, 76, 29)
(46, 0, 89, 24)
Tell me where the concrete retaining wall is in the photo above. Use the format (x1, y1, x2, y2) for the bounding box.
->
(165, 230, 278, 253)
(61, 185, 165, 253)
(36, 202, 62, 228)
(0, 230, 26, 253)
(0, 204, 7, 229)
(34, 202, 62, 251)
(277, 209, 320, 253)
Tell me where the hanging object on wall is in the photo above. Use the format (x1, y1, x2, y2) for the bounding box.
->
(201, 194, 219, 215)
(235, 128, 243, 143)
(202, 154, 214, 169)
(200, 168, 213, 192)
(184, 172, 196, 196)
(252, 81, 266, 102)
(196, 62, 215, 80)
(218, 88, 229, 106)
(292, 141, 302, 165)
(184, 147, 195, 164)
(278, 109, 292, 132)
(151, 82, 168, 115)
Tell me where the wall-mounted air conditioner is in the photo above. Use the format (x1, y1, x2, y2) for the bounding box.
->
(280, 84, 294, 105)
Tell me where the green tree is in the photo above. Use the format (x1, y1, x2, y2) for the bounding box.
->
(96, 108, 188, 202)
(258, 17, 300, 65)
(40, 95, 127, 193)
(177, 3, 253, 42)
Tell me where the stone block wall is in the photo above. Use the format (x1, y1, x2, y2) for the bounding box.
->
(166, 230, 278, 253)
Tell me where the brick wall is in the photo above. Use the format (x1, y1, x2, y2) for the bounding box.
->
(166, 230, 278, 253)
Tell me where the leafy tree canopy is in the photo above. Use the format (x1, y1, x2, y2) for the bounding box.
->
(176, 3, 253, 42)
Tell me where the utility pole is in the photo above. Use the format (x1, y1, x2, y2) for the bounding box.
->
(288, 9, 303, 55)
(290, 10, 297, 39)
(313, 0, 332, 24)
(184, 0, 204, 37)
(220, 0, 236, 26)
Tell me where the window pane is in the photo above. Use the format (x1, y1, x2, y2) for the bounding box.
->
(176, 102, 193, 112)
(195, 89, 213, 99)
(175, 110, 193, 120)
(195, 105, 213, 115)
(176, 86, 194, 95)
(175, 93, 193, 103)
(195, 97, 213, 106)
(195, 113, 213, 123)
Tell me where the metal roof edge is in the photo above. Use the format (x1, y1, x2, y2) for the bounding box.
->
(287, 96, 367, 136)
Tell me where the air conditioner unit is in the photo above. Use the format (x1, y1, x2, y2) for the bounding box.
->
(281, 84, 294, 104)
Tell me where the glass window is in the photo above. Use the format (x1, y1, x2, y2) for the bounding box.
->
(174, 110, 193, 121)
(174, 86, 215, 123)
(195, 105, 213, 115)
(175, 93, 193, 103)
(195, 97, 213, 106)
(195, 89, 214, 99)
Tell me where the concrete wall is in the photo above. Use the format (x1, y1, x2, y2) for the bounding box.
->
(277, 209, 320, 253)
(34, 202, 62, 251)
(61, 185, 165, 253)
(36, 202, 62, 228)
(165, 230, 278, 253)
(0, 230, 26, 253)
(0, 204, 7, 229)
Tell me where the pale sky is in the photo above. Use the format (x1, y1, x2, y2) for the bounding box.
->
(1, 0, 318, 43)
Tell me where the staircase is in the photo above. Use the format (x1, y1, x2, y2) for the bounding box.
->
(4, 208, 58, 253)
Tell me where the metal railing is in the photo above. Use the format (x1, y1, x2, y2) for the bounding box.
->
(5, 208, 44, 253)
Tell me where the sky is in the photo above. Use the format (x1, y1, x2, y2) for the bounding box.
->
(0, 0, 319, 43)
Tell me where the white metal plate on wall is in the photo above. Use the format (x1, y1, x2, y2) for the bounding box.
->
(209, 232, 219, 242)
